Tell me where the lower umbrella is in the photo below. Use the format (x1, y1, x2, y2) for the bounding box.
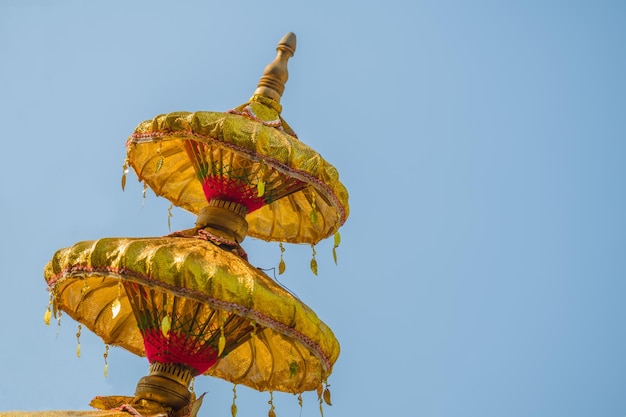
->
(45, 236, 339, 415)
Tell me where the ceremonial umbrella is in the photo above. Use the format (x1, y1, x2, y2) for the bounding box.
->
(124, 32, 348, 248)
(44, 33, 347, 417)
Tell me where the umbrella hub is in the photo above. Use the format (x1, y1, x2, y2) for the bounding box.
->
(196, 200, 249, 243)
(134, 362, 195, 411)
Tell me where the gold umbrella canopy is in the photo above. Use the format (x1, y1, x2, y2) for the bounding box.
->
(125, 32, 349, 245)
(44, 236, 340, 395)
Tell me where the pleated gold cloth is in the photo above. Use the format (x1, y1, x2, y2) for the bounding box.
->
(45, 237, 339, 394)
(126, 95, 349, 245)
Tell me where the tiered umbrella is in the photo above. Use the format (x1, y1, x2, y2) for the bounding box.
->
(44, 32, 348, 417)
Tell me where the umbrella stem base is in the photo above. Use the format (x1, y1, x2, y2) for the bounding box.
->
(196, 200, 249, 243)
(134, 362, 195, 411)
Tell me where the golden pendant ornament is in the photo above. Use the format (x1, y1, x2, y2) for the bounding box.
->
(121, 161, 128, 191)
(160, 315, 171, 337)
(218, 327, 226, 356)
(44, 307, 51, 326)
(323, 387, 332, 406)
(257, 179, 266, 197)
(333, 231, 341, 264)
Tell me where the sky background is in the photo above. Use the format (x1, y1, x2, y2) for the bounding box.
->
(1, 1, 625, 416)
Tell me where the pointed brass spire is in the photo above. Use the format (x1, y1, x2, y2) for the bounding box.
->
(253, 32, 297, 103)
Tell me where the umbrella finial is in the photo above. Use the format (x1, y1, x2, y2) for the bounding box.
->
(253, 32, 297, 104)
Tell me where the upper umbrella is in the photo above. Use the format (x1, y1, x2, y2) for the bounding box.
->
(125, 32, 349, 245)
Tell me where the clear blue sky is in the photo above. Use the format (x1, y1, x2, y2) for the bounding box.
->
(1, 1, 625, 416)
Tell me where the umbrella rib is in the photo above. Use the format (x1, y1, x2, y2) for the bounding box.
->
(256, 330, 276, 387)
(107, 309, 139, 351)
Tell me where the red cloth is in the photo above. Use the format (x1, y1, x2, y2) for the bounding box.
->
(142, 328, 218, 375)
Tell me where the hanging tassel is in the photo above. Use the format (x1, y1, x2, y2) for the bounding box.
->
(43, 295, 53, 326)
(111, 298, 121, 319)
(161, 302, 173, 338)
(161, 315, 171, 338)
(278, 243, 286, 275)
(231, 385, 238, 417)
(323, 383, 332, 406)
(317, 382, 325, 417)
(141, 182, 148, 207)
(43, 306, 51, 326)
(218, 325, 226, 357)
(103, 345, 109, 377)
(310, 245, 318, 276)
(121, 159, 129, 191)
(76, 324, 82, 358)
(257, 161, 266, 197)
(268, 391, 276, 417)
(332, 231, 341, 265)
(297, 393, 303, 414)
(167, 203, 174, 232)
(56, 310, 62, 335)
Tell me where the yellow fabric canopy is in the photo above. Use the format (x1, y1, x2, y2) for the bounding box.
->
(126, 95, 349, 245)
(45, 236, 339, 394)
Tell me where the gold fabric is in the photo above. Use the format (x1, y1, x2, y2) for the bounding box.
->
(44, 237, 339, 394)
(127, 99, 349, 245)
